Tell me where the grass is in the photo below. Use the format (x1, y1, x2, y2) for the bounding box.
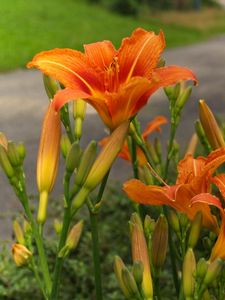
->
(0, 0, 225, 72)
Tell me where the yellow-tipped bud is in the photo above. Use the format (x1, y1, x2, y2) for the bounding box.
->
(60, 134, 71, 159)
(203, 259, 223, 286)
(73, 122, 129, 212)
(12, 243, 32, 267)
(167, 209, 180, 234)
(7, 141, 21, 167)
(73, 99, 87, 140)
(13, 220, 25, 245)
(43, 74, 59, 99)
(196, 258, 208, 279)
(114, 256, 130, 298)
(59, 220, 84, 257)
(0, 145, 15, 178)
(37, 102, 61, 224)
(183, 248, 196, 298)
(54, 219, 63, 235)
(132, 261, 144, 286)
(152, 214, 168, 269)
(199, 100, 225, 149)
(0, 132, 8, 150)
(187, 211, 202, 249)
(66, 141, 82, 174)
(130, 213, 153, 299)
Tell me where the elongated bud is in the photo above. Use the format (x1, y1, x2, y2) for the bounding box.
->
(73, 122, 129, 212)
(43, 74, 59, 99)
(59, 220, 84, 257)
(16, 143, 26, 161)
(187, 211, 202, 249)
(23, 220, 32, 235)
(54, 219, 63, 235)
(196, 258, 208, 279)
(0, 145, 15, 178)
(203, 259, 223, 286)
(152, 214, 168, 269)
(195, 120, 211, 153)
(0, 132, 8, 150)
(66, 141, 82, 174)
(176, 86, 192, 111)
(12, 243, 32, 267)
(183, 248, 196, 298)
(146, 142, 159, 164)
(179, 213, 189, 230)
(167, 209, 180, 234)
(122, 268, 140, 298)
(114, 256, 130, 298)
(73, 99, 87, 140)
(7, 141, 21, 167)
(130, 213, 153, 299)
(74, 140, 97, 189)
(140, 164, 154, 185)
(13, 220, 25, 245)
(60, 134, 71, 159)
(37, 102, 61, 224)
(199, 100, 225, 149)
(132, 261, 144, 286)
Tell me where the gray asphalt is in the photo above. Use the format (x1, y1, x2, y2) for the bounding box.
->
(0, 35, 225, 241)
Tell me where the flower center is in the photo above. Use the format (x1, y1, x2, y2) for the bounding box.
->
(104, 57, 120, 92)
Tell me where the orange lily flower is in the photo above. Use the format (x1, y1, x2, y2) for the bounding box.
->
(124, 148, 225, 233)
(100, 115, 167, 166)
(27, 28, 197, 130)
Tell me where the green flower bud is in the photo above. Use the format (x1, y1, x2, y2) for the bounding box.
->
(7, 141, 21, 167)
(73, 99, 87, 140)
(43, 74, 59, 99)
(114, 256, 130, 298)
(16, 143, 26, 161)
(176, 86, 192, 112)
(203, 259, 223, 286)
(144, 215, 155, 238)
(122, 268, 140, 297)
(196, 258, 208, 280)
(66, 141, 82, 174)
(187, 211, 202, 249)
(0, 145, 15, 178)
(13, 220, 25, 245)
(60, 135, 71, 159)
(132, 261, 144, 286)
(54, 219, 63, 235)
(167, 209, 180, 234)
(195, 120, 211, 153)
(183, 248, 196, 298)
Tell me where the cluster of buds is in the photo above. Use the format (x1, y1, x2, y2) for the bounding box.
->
(114, 213, 153, 299)
(0, 132, 26, 193)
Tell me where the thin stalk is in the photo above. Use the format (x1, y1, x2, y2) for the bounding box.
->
(89, 209, 103, 300)
(128, 136, 139, 179)
(164, 123, 177, 180)
(30, 258, 48, 300)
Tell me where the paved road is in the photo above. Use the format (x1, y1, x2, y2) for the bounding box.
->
(0, 35, 225, 241)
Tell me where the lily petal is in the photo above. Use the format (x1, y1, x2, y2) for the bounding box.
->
(84, 41, 117, 71)
(142, 116, 168, 139)
(211, 174, 225, 200)
(118, 28, 165, 82)
(27, 48, 103, 93)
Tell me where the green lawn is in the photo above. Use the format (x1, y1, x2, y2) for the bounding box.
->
(0, 0, 225, 71)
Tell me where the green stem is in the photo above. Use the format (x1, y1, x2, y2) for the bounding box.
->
(89, 209, 103, 300)
(128, 136, 139, 179)
(164, 124, 177, 180)
(30, 258, 48, 300)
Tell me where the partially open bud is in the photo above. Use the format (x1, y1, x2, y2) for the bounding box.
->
(73, 99, 87, 140)
(12, 243, 32, 267)
(152, 214, 168, 269)
(13, 220, 25, 245)
(199, 100, 225, 149)
(187, 211, 202, 249)
(183, 248, 196, 299)
(114, 256, 130, 298)
(59, 220, 84, 257)
(37, 102, 61, 224)
(43, 74, 59, 99)
(0, 132, 8, 150)
(7, 141, 21, 167)
(0, 145, 15, 178)
(73, 122, 129, 212)
(130, 213, 153, 299)
(66, 141, 82, 174)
